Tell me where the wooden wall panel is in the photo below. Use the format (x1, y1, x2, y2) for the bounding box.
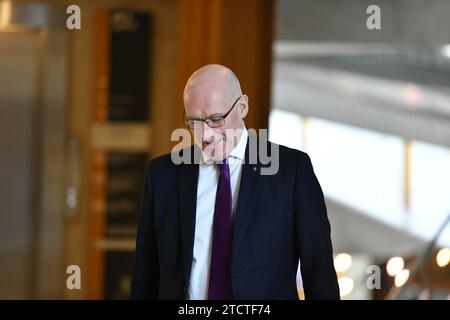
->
(176, 0, 274, 138)
(87, 8, 110, 299)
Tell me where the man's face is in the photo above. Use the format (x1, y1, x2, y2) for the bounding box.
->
(185, 91, 247, 161)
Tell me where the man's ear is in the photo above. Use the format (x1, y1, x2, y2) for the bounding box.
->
(240, 94, 249, 119)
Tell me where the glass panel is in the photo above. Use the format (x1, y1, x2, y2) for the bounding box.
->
(268, 109, 304, 150)
(306, 118, 406, 228)
(409, 141, 450, 246)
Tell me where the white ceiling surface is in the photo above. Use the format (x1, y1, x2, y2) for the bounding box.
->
(272, 42, 450, 148)
(327, 197, 427, 257)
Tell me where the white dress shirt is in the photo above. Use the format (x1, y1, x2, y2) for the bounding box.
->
(187, 127, 248, 300)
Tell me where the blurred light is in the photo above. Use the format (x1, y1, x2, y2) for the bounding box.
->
(386, 257, 404, 277)
(440, 44, 450, 59)
(66, 187, 77, 209)
(436, 248, 450, 268)
(338, 277, 354, 297)
(394, 269, 410, 288)
(403, 82, 421, 108)
(418, 289, 430, 300)
(334, 253, 352, 273)
(0, 0, 12, 28)
(298, 289, 305, 300)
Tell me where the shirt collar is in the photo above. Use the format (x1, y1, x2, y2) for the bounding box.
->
(200, 127, 248, 165)
(229, 127, 248, 161)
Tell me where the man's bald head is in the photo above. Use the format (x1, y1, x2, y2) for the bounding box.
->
(182, 64, 249, 161)
(183, 64, 242, 109)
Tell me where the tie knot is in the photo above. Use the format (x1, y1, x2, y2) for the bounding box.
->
(216, 158, 229, 173)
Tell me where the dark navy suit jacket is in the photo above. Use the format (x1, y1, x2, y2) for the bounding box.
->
(131, 133, 340, 300)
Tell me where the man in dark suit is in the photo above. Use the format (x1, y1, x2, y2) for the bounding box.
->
(131, 64, 340, 300)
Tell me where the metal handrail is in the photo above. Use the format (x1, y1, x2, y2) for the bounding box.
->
(386, 212, 450, 300)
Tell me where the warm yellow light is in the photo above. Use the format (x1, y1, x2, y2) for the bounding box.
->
(338, 277, 354, 297)
(386, 257, 404, 277)
(394, 269, 410, 288)
(436, 248, 450, 268)
(0, 1, 12, 28)
(334, 253, 352, 273)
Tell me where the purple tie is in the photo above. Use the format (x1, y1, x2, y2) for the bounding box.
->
(208, 158, 233, 300)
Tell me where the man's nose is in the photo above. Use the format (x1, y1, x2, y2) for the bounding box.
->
(201, 121, 214, 141)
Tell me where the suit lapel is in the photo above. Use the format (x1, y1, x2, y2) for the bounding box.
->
(178, 145, 200, 289)
(232, 132, 262, 264)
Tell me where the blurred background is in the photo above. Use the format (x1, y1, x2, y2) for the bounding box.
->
(0, 0, 449, 300)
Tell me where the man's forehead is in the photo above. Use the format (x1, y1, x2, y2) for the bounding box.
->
(185, 97, 231, 119)
(186, 87, 228, 107)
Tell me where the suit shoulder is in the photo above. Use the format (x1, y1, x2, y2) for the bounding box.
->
(269, 140, 310, 164)
(146, 151, 176, 174)
(146, 145, 195, 172)
(147, 152, 172, 169)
